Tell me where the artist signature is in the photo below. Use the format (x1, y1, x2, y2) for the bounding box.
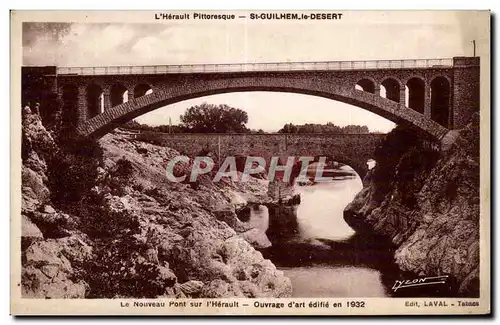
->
(392, 275, 449, 292)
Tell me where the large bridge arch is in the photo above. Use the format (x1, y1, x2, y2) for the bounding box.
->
(75, 76, 449, 140)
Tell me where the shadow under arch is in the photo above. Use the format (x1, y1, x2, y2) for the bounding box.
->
(134, 83, 153, 99)
(381, 77, 401, 103)
(86, 83, 104, 118)
(430, 76, 451, 128)
(76, 79, 449, 140)
(60, 83, 79, 129)
(306, 154, 368, 181)
(254, 154, 370, 183)
(355, 78, 376, 94)
(110, 83, 128, 107)
(314, 154, 368, 180)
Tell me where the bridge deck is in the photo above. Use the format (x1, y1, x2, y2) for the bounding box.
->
(56, 58, 453, 76)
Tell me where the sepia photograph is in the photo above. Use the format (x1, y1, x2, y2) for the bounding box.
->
(10, 10, 490, 315)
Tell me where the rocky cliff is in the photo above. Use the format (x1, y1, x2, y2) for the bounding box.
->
(20, 111, 291, 298)
(344, 115, 480, 296)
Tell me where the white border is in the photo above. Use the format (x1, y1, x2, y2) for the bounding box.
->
(3, 1, 498, 324)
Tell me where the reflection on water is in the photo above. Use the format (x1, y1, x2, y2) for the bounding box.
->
(244, 205, 269, 232)
(282, 266, 387, 297)
(296, 175, 360, 241)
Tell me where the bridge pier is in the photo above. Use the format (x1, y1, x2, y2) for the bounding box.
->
(267, 181, 300, 205)
(451, 57, 480, 129)
(103, 88, 111, 112)
(399, 86, 406, 105)
(76, 86, 87, 126)
(424, 84, 432, 119)
(127, 86, 134, 102)
(265, 204, 299, 241)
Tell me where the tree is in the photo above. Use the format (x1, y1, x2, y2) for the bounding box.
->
(341, 125, 370, 134)
(180, 103, 249, 133)
(278, 123, 299, 133)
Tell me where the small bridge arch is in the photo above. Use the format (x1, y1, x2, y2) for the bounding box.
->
(307, 155, 369, 181)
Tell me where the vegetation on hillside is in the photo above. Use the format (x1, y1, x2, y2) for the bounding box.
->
(278, 122, 377, 134)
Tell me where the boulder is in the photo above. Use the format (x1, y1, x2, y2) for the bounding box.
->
(21, 215, 43, 248)
(24, 240, 73, 273)
(239, 228, 272, 249)
(213, 205, 237, 228)
(22, 237, 90, 299)
(22, 265, 87, 299)
(42, 205, 56, 214)
(21, 167, 50, 205)
(179, 280, 204, 296)
(200, 279, 244, 298)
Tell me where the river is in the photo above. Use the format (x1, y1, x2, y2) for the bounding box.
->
(243, 167, 398, 297)
(241, 160, 460, 297)
(242, 162, 460, 298)
(277, 173, 393, 298)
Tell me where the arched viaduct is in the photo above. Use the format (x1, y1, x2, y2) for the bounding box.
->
(22, 56, 479, 141)
(137, 132, 385, 180)
(21, 57, 480, 187)
(71, 75, 450, 140)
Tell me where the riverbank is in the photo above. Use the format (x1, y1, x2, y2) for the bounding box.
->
(344, 116, 480, 297)
(20, 112, 292, 298)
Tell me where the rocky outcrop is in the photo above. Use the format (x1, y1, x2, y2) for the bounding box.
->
(21, 112, 92, 298)
(344, 115, 480, 296)
(20, 110, 291, 299)
(22, 236, 92, 298)
(239, 228, 272, 249)
(84, 133, 290, 298)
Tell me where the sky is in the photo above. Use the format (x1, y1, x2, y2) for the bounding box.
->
(22, 11, 489, 132)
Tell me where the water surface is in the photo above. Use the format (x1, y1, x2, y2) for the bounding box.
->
(246, 167, 396, 297)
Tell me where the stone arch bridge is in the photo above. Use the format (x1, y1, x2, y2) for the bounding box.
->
(22, 56, 479, 142)
(22, 57, 479, 195)
(139, 132, 385, 180)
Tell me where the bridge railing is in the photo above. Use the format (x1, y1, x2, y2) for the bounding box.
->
(56, 58, 454, 75)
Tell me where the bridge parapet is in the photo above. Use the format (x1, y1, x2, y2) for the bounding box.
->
(55, 58, 454, 76)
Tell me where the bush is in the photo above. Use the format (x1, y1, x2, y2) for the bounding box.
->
(47, 139, 103, 204)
